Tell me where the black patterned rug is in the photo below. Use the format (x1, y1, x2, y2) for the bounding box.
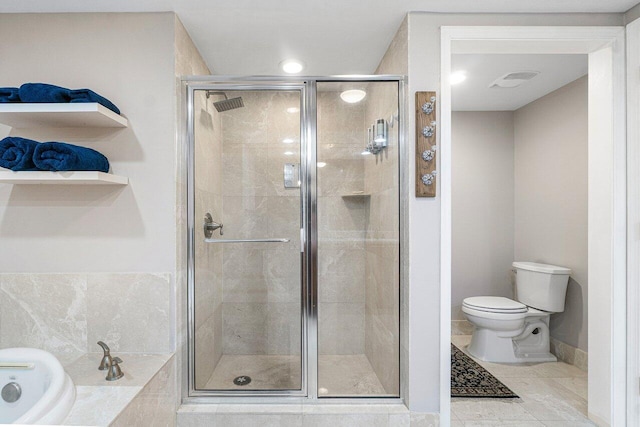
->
(451, 344, 518, 398)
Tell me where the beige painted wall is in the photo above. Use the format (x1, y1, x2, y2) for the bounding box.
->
(0, 13, 178, 273)
(0, 21, 209, 416)
(451, 112, 515, 320)
(514, 76, 588, 351)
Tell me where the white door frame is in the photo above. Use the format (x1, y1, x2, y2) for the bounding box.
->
(625, 18, 640, 427)
(440, 26, 627, 427)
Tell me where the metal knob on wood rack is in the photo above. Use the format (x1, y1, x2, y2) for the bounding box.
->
(421, 170, 437, 186)
(422, 146, 437, 162)
(422, 121, 436, 138)
(421, 96, 436, 115)
(415, 91, 437, 198)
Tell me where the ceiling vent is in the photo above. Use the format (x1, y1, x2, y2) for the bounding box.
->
(489, 71, 540, 88)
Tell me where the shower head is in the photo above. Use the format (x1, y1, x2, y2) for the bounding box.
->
(207, 91, 245, 112)
(214, 96, 244, 112)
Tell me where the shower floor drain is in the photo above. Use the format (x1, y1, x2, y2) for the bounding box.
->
(233, 375, 252, 386)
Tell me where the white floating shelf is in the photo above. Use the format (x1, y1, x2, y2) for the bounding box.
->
(0, 171, 128, 185)
(0, 103, 128, 128)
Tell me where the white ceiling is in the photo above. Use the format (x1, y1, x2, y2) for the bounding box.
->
(451, 54, 588, 111)
(0, 0, 636, 75)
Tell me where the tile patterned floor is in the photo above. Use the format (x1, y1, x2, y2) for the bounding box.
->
(205, 354, 388, 396)
(451, 335, 595, 427)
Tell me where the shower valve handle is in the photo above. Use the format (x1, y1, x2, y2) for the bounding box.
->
(204, 213, 223, 238)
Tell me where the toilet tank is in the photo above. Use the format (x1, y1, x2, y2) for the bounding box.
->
(512, 262, 572, 312)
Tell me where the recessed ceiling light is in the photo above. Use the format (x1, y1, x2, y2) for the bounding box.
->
(450, 71, 467, 85)
(284, 151, 294, 156)
(340, 89, 367, 103)
(317, 162, 327, 168)
(286, 107, 300, 114)
(280, 59, 304, 74)
(282, 138, 295, 144)
(361, 150, 372, 156)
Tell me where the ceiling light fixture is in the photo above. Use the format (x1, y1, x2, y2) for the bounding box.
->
(361, 150, 372, 156)
(280, 59, 305, 74)
(489, 71, 540, 89)
(340, 89, 367, 103)
(450, 71, 467, 85)
(284, 151, 294, 156)
(286, 107, 300, 114)
(282, 138, 294, 144)
(317, 162, 327, 168)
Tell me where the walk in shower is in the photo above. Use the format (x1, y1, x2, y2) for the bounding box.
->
(185, 76, 403, 399)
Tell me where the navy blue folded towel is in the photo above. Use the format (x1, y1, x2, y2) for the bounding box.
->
(0, 87, 20, 103)
(33, 142, 110, 173)
(19, 83, 120, 115)
(0, 137, 39, 171)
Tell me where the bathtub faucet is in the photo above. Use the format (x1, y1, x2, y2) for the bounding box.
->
(97, 341, 111, 370)
(97, 341, 124, 381)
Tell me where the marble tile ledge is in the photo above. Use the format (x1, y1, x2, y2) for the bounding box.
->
(62, 352, 173, 426)
(177, 404, 423, 427)
(178, 402, 409, 415)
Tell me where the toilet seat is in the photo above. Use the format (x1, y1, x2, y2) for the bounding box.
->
(463, 296, 527, 313)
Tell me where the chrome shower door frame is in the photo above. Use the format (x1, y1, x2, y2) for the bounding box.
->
(186, 79, 309, 399)
(183, 75, 406, 403)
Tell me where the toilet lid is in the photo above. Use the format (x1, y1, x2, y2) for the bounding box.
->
(463, 296, 527, 313)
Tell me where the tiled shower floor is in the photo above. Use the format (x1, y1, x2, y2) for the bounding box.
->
(451, 335, 594, 426)
(204, 354, 388, 396)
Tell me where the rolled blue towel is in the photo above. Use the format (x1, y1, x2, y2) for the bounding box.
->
(0, 87, 20, 103)
(19, 83, 121, 115)
(33, 142, 109, 173)
(0, 137, 39, 171)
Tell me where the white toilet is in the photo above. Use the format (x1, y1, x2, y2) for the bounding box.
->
(462, 261, 571, 363)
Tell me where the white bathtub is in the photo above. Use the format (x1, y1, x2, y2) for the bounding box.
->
(0, 348, 75, 425)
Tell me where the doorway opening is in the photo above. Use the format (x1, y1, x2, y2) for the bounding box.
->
(441, 26, 626, 426)
(450, 51, 590, 421)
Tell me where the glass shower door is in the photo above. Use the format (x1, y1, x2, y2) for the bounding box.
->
(190, 87, 304, 393)
(316, 80, 400, 397)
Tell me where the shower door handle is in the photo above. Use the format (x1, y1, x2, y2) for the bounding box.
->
(204, 238, 290, 244)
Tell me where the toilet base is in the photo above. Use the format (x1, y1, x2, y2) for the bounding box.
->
(467, 317, 557, 364)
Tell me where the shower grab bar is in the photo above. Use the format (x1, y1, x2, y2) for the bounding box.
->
(204, 238, 290, 244)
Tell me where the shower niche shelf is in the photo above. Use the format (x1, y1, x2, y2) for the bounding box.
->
(0, 103, 128, 128)
(0, 171, 128, 185)
(341, 192, 371, 199)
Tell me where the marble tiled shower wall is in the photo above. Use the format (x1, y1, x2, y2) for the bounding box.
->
(316, 86, 400, 395)
(219, 91, 302, 357)
(363, 82, 400, 394)
(193, 91, 224, 388)
(0, 273, 172, 365)
(317, 91, 368, 355)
